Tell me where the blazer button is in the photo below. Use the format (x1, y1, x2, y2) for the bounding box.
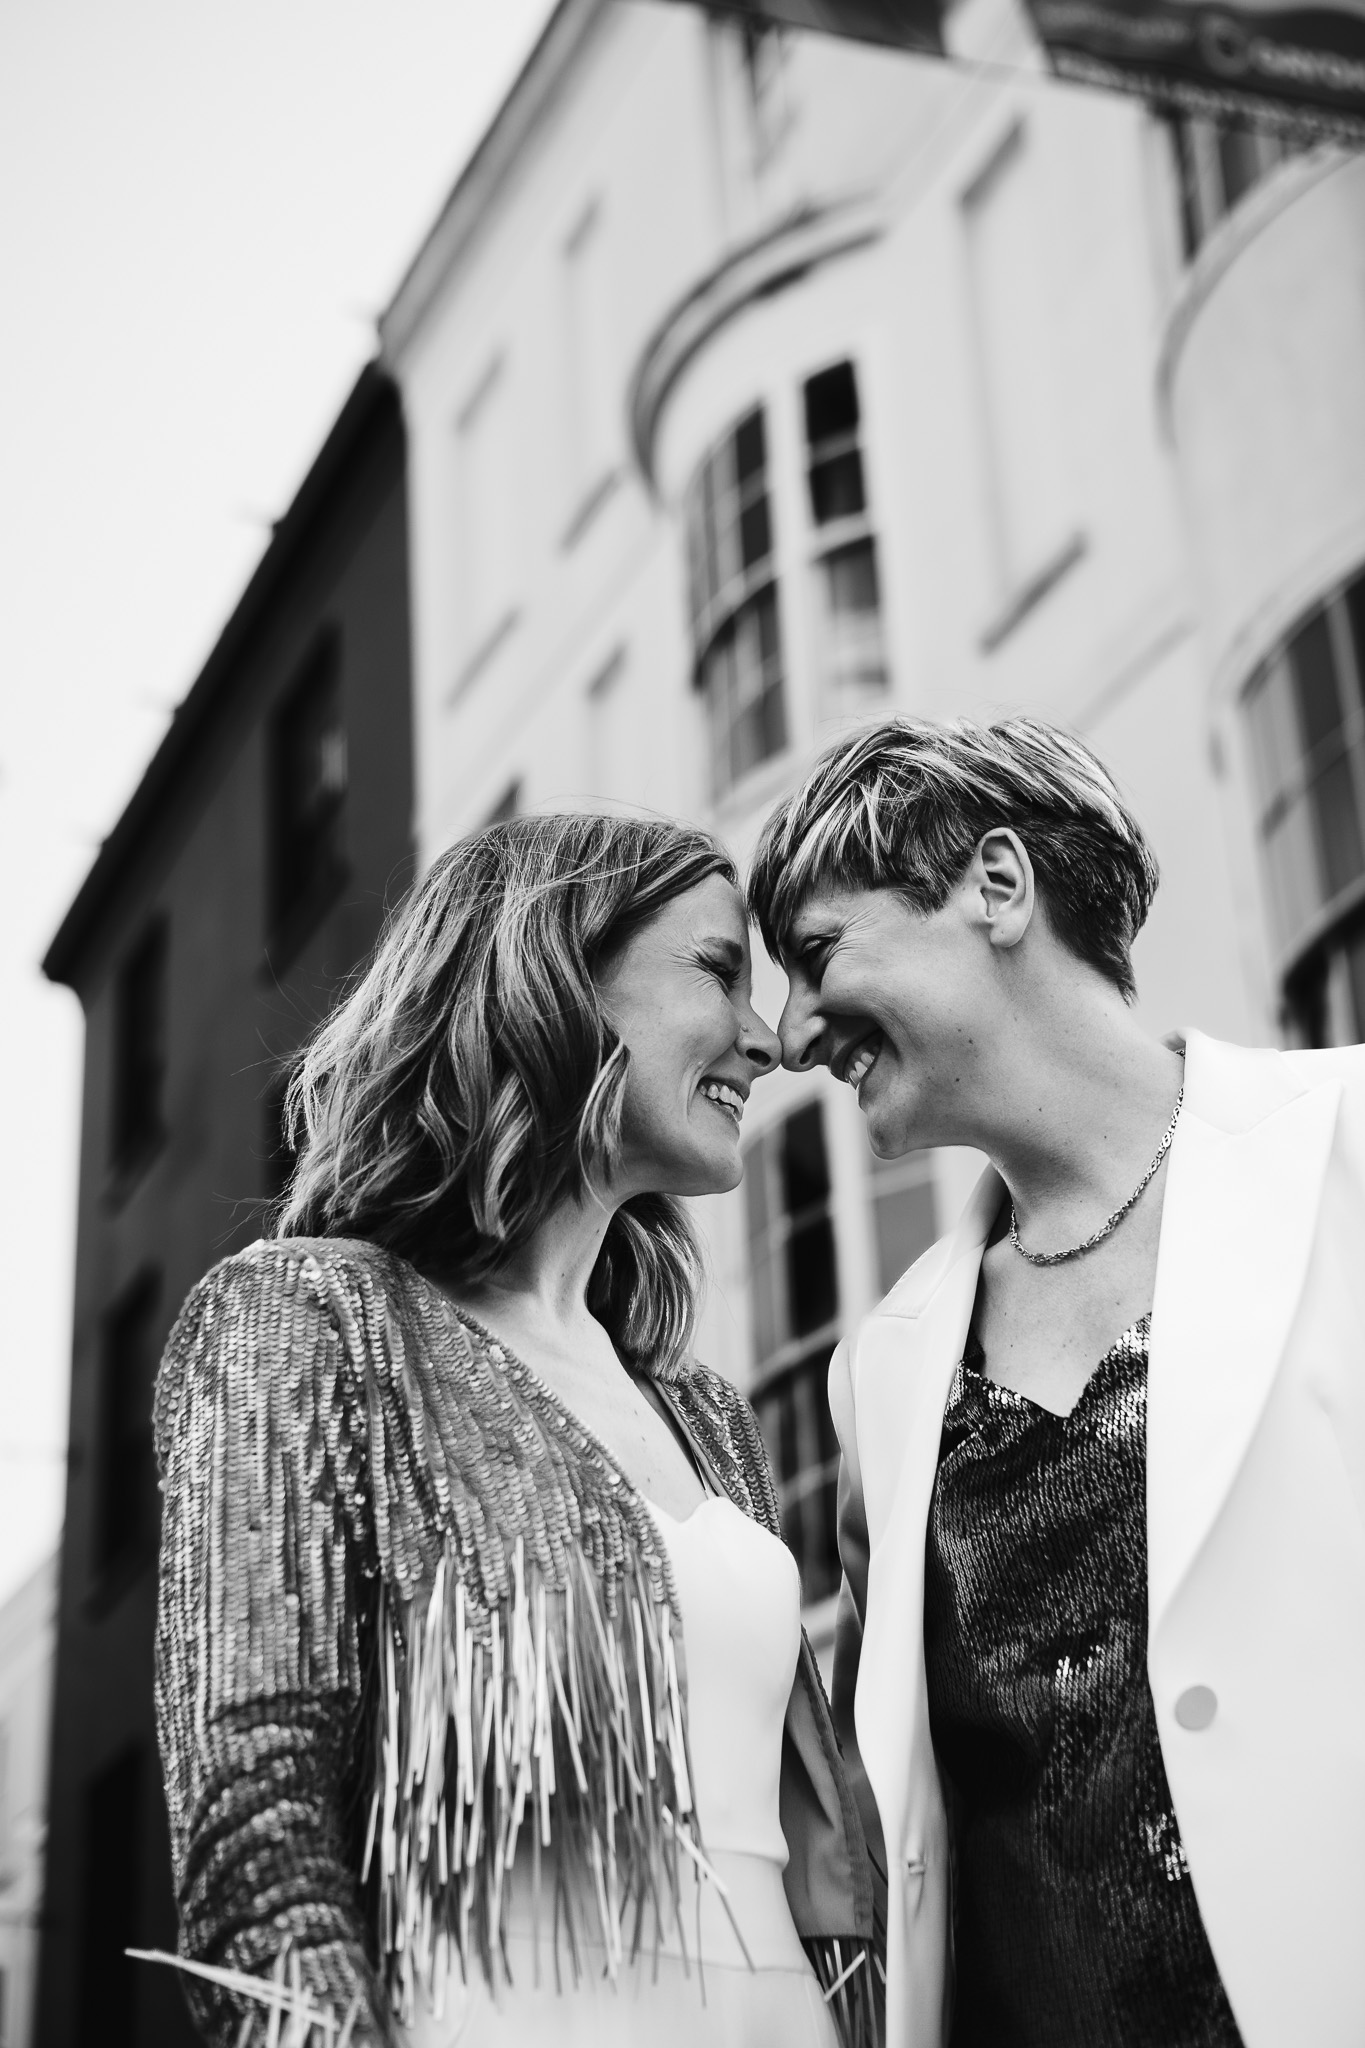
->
(1174, 1685, 1217, 1730)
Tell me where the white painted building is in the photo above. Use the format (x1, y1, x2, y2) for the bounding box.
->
(379, 0, 1333, 1631)
(0, 1556, 57, 2048)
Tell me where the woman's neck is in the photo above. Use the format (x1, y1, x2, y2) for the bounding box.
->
(455, 1191, 619, 1358)
(982, 988, 1184, 1238)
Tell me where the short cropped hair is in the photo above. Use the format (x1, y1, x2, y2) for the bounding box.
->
(748, 715, 1158, 1000)
(278, 812, 736, 1371)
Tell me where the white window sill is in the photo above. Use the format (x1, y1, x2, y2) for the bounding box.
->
(978, 531, 1087, 654)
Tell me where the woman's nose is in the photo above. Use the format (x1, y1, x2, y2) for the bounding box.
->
(778, 986, 824, 1072)
(740, 1010, 781, 1074)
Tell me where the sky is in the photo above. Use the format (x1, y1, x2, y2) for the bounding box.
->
(0, 0, 559, 1607)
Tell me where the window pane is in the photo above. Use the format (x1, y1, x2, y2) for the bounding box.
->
(782, 1102, 830, 1213)
(804, 363, 865, 527)
(818, 539, 888, 699)
(1264, 797, 1325, 944)
(744, 1130, 771, 1243)
(735, 409, 766, 485)
(739, 493, 771, 571)
(112, 916, 168, 1175)
(1244, 657, 1298, 815)
(1288, 611, 1345, 758)
(1342, 573, 1365, 717)
(810, 449, 866, 526)
(753, 1345, 841, 1604)
(269, 633, 346, 939)
(1345, 924, 1365, 1044)
(804, 362, 860, 444)
(761, 673, 788, 760)
(1309, 753, 1365, 900)
(688, 407, 784, 797)
(788, 1215, 838, 1336)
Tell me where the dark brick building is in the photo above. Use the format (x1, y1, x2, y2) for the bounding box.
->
(36, 363, 414, 2048)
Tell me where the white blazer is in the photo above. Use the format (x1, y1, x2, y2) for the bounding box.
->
(828, 1030, 1365, 2048)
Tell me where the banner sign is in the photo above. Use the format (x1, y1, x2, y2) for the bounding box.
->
(666, 1, 1365, 138)
(1029, 4, 1365, 140)
(675, 0, 942, 54)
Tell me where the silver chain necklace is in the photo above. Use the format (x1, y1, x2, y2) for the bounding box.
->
(1009, 1083, 1185, 1268)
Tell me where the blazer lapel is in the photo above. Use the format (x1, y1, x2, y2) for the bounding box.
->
(1147, 1032, 1343, 1631)
(853, 1169, 1000, 1835)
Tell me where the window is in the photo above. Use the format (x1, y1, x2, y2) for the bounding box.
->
(78, 1746, 143, 2048)
(963, 125, 1074, 609)
(110, 916, 168, 1178)
(268, 631, 347, 947)
(803, 361, 889, 707)
(1245, 572, 1365, 1046)
(562, 204, 616, 524)
(869, 1142, 938, 1295)
(94, 1270, 161, 1580)
(1167, 116, 1305, 261)
(457, 360, 518, 668)
(686, 408, 787, 798)
(745, 1104, 842, 1603)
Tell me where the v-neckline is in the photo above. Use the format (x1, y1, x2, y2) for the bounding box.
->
(960, 1313, 1151, 1424)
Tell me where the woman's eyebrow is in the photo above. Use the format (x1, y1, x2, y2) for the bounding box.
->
(700, 936, 746, 968)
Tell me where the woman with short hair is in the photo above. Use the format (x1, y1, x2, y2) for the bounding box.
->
(153, 812, 879, 2048)
(749, 714, 1365, 2048)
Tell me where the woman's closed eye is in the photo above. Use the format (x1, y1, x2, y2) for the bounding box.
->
(698, 946, 744, 992)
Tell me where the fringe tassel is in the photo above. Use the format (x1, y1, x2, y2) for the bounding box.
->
(127, 1943, 363, 2048)
(364, 1531, 716, 2027)
(803, 1935, 884, 2048)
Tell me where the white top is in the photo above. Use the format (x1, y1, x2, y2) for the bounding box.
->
(648, 1492, 802, 1866)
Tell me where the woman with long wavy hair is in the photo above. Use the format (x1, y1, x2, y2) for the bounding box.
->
(152, 813, 881, 2048)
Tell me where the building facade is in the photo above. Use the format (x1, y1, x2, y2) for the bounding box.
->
(379, 0, 1300, 1645)
(0, 1556, 57, 2048)
(36, 366, 415, 2048)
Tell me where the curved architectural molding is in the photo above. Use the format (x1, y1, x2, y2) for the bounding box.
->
(1159, 150, 1365, 697)
(1156, 148, 1340, 440)
(628, 196, 885, 492)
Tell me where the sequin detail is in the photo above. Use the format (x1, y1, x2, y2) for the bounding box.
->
(153, 1237, 876, 2048)
(924, 1318, 1244, 2048)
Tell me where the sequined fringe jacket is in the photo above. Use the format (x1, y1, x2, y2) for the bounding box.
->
(153, 1236, 881, 2048)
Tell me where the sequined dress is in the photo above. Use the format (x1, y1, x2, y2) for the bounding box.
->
(924, 1317, 1245, 2048)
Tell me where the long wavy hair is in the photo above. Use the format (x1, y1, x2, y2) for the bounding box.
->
(276, 813, 737, 1371)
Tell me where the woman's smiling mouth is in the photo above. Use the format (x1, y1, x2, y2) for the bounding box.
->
(841, 1032, 883, 1092)
(699, 1078, 746, 1126)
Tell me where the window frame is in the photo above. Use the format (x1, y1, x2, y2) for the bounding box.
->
(744, 1102, 844, 1605)
(800, 358, 889, 708)
(685, 405, 790, 801)
(265, 627, 349, 965)
(108, 914, 169, 1189)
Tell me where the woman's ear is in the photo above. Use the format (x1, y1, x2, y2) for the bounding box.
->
(972, 828, 1035, 951)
